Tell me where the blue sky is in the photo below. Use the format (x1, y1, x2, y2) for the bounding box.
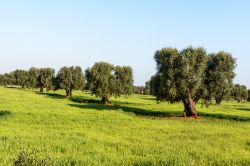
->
(0, 0, 250, 86)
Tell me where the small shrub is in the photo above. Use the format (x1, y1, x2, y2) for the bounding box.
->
(14, 149, 54, 166)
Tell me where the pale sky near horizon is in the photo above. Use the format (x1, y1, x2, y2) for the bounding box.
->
(0, 0, 250, 87)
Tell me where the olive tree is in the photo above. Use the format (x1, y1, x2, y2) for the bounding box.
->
(87, 62, 133, 104)
(204, 51, 236, 105)
(144, 81, 150, 95)
(231, 84, 248, 102)
(27, 67, 38, 89)
(2, 73, 15, 86)
(154, 47, 207, 117)
(37, 68, 55, 92)
(133, 86, 145, 94)
(144, 75, 161, 96)
(56, 66, 85, 97)
(153, 47, 237, 117)
(11, 69, 28, 88)
(0, 74, 4, 86)
(247, 89, 250, 102)
(84, 68, 92, 91)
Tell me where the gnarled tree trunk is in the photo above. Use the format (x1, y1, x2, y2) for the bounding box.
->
(66, 89, 72, 98)
(40, 87, 43, 92)
(101, 96, 109, 104)
(183, 94, 197, 118)
(215, 98, 222, 105)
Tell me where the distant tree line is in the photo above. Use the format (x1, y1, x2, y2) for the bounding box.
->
(144, 46, 249, 117)
(231, 84, 248, 102)
(0, 62, 134, 103)
(133, 86, 145, 95)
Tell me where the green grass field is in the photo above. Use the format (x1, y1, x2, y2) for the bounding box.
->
(0, 87, 249, 165)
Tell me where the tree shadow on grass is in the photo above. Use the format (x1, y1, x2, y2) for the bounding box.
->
(34, 91, 250, 122)
(70, 96, 100, 104)
(199, 112, 250, 122)
(5, 86, 21, 89)
(139, 97, 157, 101)
(5, 86, 31, 92)
(69, 96, 150, 106)
(35, 92, 65, 99)
(68, 103, 181, 117)
(0, 110, 12, 119)
(69, 103, 250, 121)
(36, 93, 148, 106)
(236, 108, 250, 112)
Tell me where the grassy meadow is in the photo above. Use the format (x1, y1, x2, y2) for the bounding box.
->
(0, 87, 249, 165)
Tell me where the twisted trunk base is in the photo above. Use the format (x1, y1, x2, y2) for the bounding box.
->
(101, 96, 109, 104)
(184, 103, 197, 118)
(183, 95, 198, 118)
(215, 98, 222, 105)
(66, 90, 72, 98)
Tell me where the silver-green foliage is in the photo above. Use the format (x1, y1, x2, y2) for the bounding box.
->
(152, 47, 236, 116)
(57, 66, 85, 97)
(154, 47, 207, 116)
(88, 62, 133, 99)
(205, 51, 236, 104)
(37, 68, 55, 92)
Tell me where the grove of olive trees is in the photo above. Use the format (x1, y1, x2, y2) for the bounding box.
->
(0, 48, 248, 112)
(0, 62, 134, 103)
